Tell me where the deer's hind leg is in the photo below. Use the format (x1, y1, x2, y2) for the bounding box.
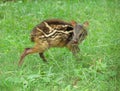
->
(39, 53, 47, 62)
(18, 42, 49, 66)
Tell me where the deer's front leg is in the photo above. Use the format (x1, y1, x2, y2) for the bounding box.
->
(66, 43, 80, 55)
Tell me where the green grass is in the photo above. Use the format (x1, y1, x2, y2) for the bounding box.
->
(0, 0, 120, 91)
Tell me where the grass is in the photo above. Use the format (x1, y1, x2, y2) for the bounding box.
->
(0, 0, 120, 91)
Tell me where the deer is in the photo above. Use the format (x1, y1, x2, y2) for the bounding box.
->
(18, 19, 89, 66)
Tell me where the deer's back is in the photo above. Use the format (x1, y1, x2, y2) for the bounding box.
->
(31, 19, 73, 47)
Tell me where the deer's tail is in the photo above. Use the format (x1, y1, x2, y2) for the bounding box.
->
(30, 33, 35, 42)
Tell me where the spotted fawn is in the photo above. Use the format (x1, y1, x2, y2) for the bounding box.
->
(18, 19, 89, 66)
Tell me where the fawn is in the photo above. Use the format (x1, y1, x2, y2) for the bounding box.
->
(18, 19, 89, 66)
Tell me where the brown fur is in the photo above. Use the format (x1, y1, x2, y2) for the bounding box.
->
(18, 19, 88, 66)
(31, 19, 73, 42)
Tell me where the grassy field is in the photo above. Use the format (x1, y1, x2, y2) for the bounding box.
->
(0, 0, 120, 91)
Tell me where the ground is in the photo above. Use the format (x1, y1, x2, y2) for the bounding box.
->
(0, 0, 120, 91)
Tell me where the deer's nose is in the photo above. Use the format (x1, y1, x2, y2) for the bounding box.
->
(73, 39, 78, 44)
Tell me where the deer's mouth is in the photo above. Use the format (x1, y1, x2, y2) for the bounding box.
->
(71, 39, 79, 45)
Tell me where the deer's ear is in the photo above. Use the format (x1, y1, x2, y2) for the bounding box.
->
(83, 21, 89, 28)
(71, 21, 77, 26)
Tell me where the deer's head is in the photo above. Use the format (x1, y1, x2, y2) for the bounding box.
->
(71, 21, 89, 44)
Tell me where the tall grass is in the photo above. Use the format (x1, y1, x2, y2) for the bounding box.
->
(0, 0, 120, 91)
